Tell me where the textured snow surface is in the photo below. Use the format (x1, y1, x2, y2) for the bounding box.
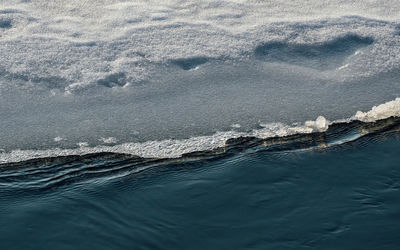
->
(1, 0, 400, 162)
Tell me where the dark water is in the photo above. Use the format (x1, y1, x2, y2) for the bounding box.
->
(1, 119, 400, 249)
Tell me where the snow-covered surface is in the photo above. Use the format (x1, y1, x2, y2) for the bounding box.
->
(1, 0, 400, 163)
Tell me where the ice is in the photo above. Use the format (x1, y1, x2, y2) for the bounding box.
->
(353, 98, 400, 122)
(1, 0, 400, 162)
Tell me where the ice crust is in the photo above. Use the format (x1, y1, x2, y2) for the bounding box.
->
(2, 99, 400, 164)
(1, 0, 400, 163)
(353, 98, 400, 122)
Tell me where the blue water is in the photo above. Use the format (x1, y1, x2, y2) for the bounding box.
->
(1, 120, 400, 249)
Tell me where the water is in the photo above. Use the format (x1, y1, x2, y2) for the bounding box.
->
(1, 1, 400, 248)
(1, 119, 400, 249)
